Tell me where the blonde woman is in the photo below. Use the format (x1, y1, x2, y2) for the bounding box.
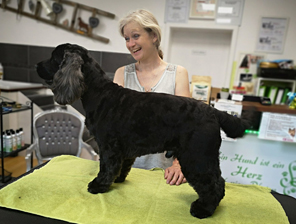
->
(113, 9, 190, 185)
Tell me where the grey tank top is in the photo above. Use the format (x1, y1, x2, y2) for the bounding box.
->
(124, 63, 177, 170)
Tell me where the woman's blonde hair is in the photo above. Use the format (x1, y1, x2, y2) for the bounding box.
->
(119, 9, 163, 59)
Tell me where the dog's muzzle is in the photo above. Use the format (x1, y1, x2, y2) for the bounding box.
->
(45, 79, 53, 85)
(35, 63, 54, 86)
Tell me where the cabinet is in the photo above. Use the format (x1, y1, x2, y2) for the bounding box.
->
(256, 77, 296, 96)
(0, 101, 33, 183)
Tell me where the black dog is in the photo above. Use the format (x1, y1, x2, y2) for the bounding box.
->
(36, 43, 250, 219)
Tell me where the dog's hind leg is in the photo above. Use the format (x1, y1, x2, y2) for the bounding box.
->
(114, 158, 136, 183)
(88, 143, 124, 194)
(189, 173, 225, 219)
(178, 126, 225, 218)
(179, 155, 225, 218)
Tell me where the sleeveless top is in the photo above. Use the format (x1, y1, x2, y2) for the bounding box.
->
(124, 63, 177, 170)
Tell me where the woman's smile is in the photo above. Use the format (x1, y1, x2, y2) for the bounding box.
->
(132, 47, 142, 55)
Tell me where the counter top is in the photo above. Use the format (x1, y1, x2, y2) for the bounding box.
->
(0, 80, 44, 92)
(241, 101, 296, 115)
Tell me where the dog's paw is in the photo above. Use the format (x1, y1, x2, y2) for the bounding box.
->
(87, 179, 109, 194)
(190, 200, 215, 219)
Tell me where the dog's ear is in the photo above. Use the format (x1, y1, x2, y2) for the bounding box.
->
(51, 51, 85, 105)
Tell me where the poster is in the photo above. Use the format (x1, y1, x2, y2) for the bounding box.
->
(214, 101, 243, 141)
(216, 0, 245, 25)
(235, 52, 265, 94)
(259, 112, 296, 143)
(165, 0, 190, 23)
(189, 0, 216, 19)
(256, 17, 289, 54)
(220, 134, 296, 198)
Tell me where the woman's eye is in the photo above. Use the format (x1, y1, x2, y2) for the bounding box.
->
(125, 37, 130, 42)
(133, 34, 139, 39)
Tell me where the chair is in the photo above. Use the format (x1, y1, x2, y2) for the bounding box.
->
(25, 108, 97, 171)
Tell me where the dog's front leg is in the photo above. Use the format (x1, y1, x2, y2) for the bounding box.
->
(88, 147, 123, 194)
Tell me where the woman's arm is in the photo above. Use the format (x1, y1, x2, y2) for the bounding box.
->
(175, 65, 190, 97)
(164, 65, 190, 185)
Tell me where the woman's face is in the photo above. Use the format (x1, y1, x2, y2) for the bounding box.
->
(123, 21, 157, 61)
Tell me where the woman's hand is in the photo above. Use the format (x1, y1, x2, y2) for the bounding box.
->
(164, 159, 187, 185)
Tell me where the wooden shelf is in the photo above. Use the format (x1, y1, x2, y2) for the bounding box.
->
(241, 101, 296, 115)
(0, 0, 115, 43)
(1, 105, 32, 115)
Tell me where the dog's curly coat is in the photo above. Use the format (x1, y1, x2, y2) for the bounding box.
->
(36, 43, 250, 219)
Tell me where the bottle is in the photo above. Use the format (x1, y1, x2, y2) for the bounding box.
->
(16, 129, 22, 149)
(10, 129, 17, 150)
(1, 131, 6, 152)
(0, 62, 3, 79)
(5, 131, 12, 153)
(19, 128, 25, 147)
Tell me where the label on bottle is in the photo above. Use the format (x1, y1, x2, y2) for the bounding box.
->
(5, 137, 12, 152)
(17, 135, 21, 149)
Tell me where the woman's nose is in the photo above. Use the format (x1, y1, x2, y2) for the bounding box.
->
(127, 39, 135, 48)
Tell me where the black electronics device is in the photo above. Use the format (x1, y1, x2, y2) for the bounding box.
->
(242, 95, 271, 105)
(260, 97, 272, 105)
(243, 95, 260, 102)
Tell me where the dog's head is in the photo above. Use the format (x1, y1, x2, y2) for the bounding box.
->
(36, 43, 90, 105)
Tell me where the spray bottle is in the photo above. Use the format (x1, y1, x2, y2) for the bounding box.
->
(19, 127, 25, 147)
(5, 131, 12, 153)
(1, 131, 6, 152)
(16, 129, 22, 149)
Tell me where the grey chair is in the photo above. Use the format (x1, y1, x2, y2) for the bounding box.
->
(25, 108, 97, 171)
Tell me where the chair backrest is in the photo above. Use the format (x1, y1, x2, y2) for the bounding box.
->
(33, 109, 85, 160)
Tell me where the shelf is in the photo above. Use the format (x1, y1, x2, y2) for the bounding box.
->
(256, 77, 296, 96)
(2, 105, 32, 115)
(0, 174, 12, 183)
(1, 100, 33, 184)
(241, 101, 296, 115)
(0, 144, 30, 158)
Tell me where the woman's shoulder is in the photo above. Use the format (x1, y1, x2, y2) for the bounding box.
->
(125, 63, 136, 73)
(114, 63, 136, 86)
(165, 63, 187, 73)
(175, 64, 187, 73)
(114, 66, 125, 86)
(165, 64, 188, 79)
(114, 66, 125, 77)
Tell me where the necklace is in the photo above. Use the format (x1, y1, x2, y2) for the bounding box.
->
(137, 71, 159, 92)
(136, 61, 164, 92)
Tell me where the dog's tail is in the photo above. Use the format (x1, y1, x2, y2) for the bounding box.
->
(214, 108, 253, 138)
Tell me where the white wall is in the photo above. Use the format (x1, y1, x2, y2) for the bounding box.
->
(0, 0, 167, 53)
(0, 0, 296, 86)
(237, 0, 296, 61)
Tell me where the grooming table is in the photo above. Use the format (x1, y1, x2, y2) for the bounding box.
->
(0, 155, 294, 224)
